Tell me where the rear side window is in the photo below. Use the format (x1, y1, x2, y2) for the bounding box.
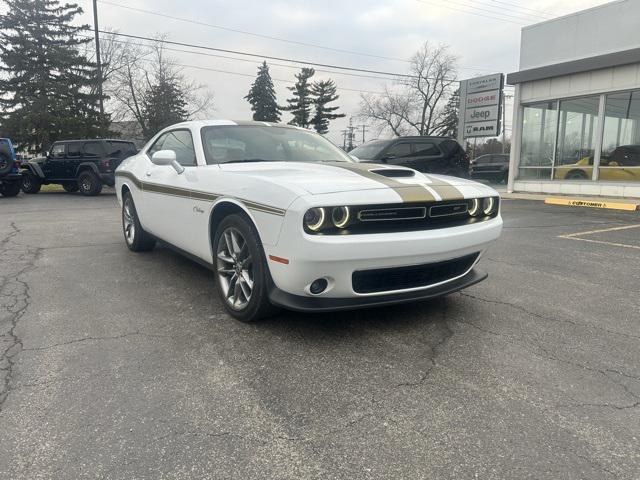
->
(50, 144, 65, 158)
(386, 142, 411, 158)
(108, 141, 137, 159)
(67, 143, 82, 158)
(83, 142, 103, 158)
(411, 142, 440, 157)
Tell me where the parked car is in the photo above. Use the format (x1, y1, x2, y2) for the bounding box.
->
(554, 145, 640, 181)
(21, 139, 138, 196)
(469, 153, 510, 183)
(349, 137, 470, 178)
(0, 138, 23, 197)
(115, 120, 502, 322)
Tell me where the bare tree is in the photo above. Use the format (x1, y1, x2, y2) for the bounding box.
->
(103, 34, 213, 139)
(359, 42, 458, 138)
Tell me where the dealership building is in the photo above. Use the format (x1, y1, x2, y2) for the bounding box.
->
(507, 0, 640, 198)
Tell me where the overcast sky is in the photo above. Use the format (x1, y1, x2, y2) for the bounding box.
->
(76, 0, 609, 144)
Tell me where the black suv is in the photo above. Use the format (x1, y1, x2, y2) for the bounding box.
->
(349, 137, 469, 178)
(0, 138, 22, 197)
(469, 154, 510, 183)
(21, 139, 137, 196)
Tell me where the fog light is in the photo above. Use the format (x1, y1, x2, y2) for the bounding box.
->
(310, 278, 328, 295)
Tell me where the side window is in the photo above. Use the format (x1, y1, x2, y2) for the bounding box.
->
(411, 142, 440, 157)
(385, 142, 411, 158)
(83, 141, 103, 158)
(50, 144, 65, 159)
(148, 133, 168, 158)
(159, 130, 197, 166)
(108, 141, 137, 159)
(67, 143, 82, 158)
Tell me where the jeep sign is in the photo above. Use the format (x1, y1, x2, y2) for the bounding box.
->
(457, 73, 504, 141)
(465, 105, 499, 123)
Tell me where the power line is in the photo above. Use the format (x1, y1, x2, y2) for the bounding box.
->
(413, 0, 531, 24)
(79, 33, 401, 82)
(485, 0, 556, 17)
(464, 0, 552, 20)
(83, 0, 497, 74)
(89, 29, 418, 79)
(92, 0, 413, 64)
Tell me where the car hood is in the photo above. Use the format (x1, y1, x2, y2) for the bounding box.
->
(220, 161, 475, 196)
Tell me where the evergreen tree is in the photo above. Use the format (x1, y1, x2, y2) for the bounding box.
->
(0, 0, 108, 153)
(245, 61, 280, 122)
(142, 78, 188, 139)
(283, 68, 315, 128)
(439, 88, 459, 138)
(310, 79, 345, 134)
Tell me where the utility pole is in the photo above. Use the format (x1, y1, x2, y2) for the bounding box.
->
(355, 124, 369, 144)
(92, 0, 104, 117)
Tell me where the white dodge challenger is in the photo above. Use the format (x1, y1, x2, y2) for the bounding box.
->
(115, 120, 503, 322)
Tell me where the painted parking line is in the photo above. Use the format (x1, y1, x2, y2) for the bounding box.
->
(559, 224, 640, 250)
(545, 197, 639, 211)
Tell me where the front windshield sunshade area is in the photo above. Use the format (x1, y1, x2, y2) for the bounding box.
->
(200, 125, 353, 164)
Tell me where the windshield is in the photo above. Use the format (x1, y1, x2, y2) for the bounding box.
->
(349, 140, 389, 160)
(200, 125, 353, 164)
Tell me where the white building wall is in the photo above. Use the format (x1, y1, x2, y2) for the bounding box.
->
(519, 64, 640, 103)
(520, 0, 640, 70)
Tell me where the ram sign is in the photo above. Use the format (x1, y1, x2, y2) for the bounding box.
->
(457, 73, 504, 141)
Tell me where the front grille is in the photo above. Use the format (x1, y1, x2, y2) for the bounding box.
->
(352, 253, 479, 294)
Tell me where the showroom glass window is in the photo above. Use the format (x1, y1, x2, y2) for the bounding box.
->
(553, 96, 599, 181)
(518, 101, 557, 179)
(600, 90, 640, 182)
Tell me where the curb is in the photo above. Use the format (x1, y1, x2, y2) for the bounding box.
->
(544, 197, 639, 212)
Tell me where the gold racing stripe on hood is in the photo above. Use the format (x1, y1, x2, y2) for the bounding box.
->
(327, 162, 464, 202)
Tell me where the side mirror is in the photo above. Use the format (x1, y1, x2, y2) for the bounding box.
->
(151, 150, 184, 174)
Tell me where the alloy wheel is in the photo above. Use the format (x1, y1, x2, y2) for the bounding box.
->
(216, 227, 254, 311)
(123, 199, 136, 244)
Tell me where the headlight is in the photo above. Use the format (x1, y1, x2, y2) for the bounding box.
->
(304, 207, 325, 231)
(331, 206, 350, 228)
(483, 197, 499, 215)
(468, 198, 481, 216)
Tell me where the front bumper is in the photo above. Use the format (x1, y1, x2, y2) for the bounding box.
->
(268, 268, 487, 312)
(264, 213, 502, 300)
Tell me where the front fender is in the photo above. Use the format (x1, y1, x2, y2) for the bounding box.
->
(22, 161, 45, 178)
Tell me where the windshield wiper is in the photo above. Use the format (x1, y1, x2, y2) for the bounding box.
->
(223, 158, 278, 164)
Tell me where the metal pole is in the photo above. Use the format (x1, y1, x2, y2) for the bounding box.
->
(93, 0, 105, 117)
(501, 93, 506, 154)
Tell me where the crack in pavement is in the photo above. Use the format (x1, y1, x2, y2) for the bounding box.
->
(0, 222, 41, 412)
(452, 294, 640, 411)
(459, 291, 640, 341)
(22, 331, 172, 352)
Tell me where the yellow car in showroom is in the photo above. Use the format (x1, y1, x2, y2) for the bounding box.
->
(554, 145, 640, 181)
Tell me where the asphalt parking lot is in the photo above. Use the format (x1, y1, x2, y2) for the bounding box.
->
(1, 191, 639, 479)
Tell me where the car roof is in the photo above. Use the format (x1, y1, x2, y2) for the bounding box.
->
(166, 119, 306, 130)
(53, 139, 136, 144)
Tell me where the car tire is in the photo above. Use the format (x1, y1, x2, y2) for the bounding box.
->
(122, 193, 156, 252)
(78, 170, 102, 196)
(63, 182, 79, 193)
(21, 172, 42, 194)
(0, 181, 21, 197)
(213, 214, 277, 322)
(0, 152, 13, 176)
(566, 170, 589, 180)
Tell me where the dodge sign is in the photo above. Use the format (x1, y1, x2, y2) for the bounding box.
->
(457, 73, 504, 141)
